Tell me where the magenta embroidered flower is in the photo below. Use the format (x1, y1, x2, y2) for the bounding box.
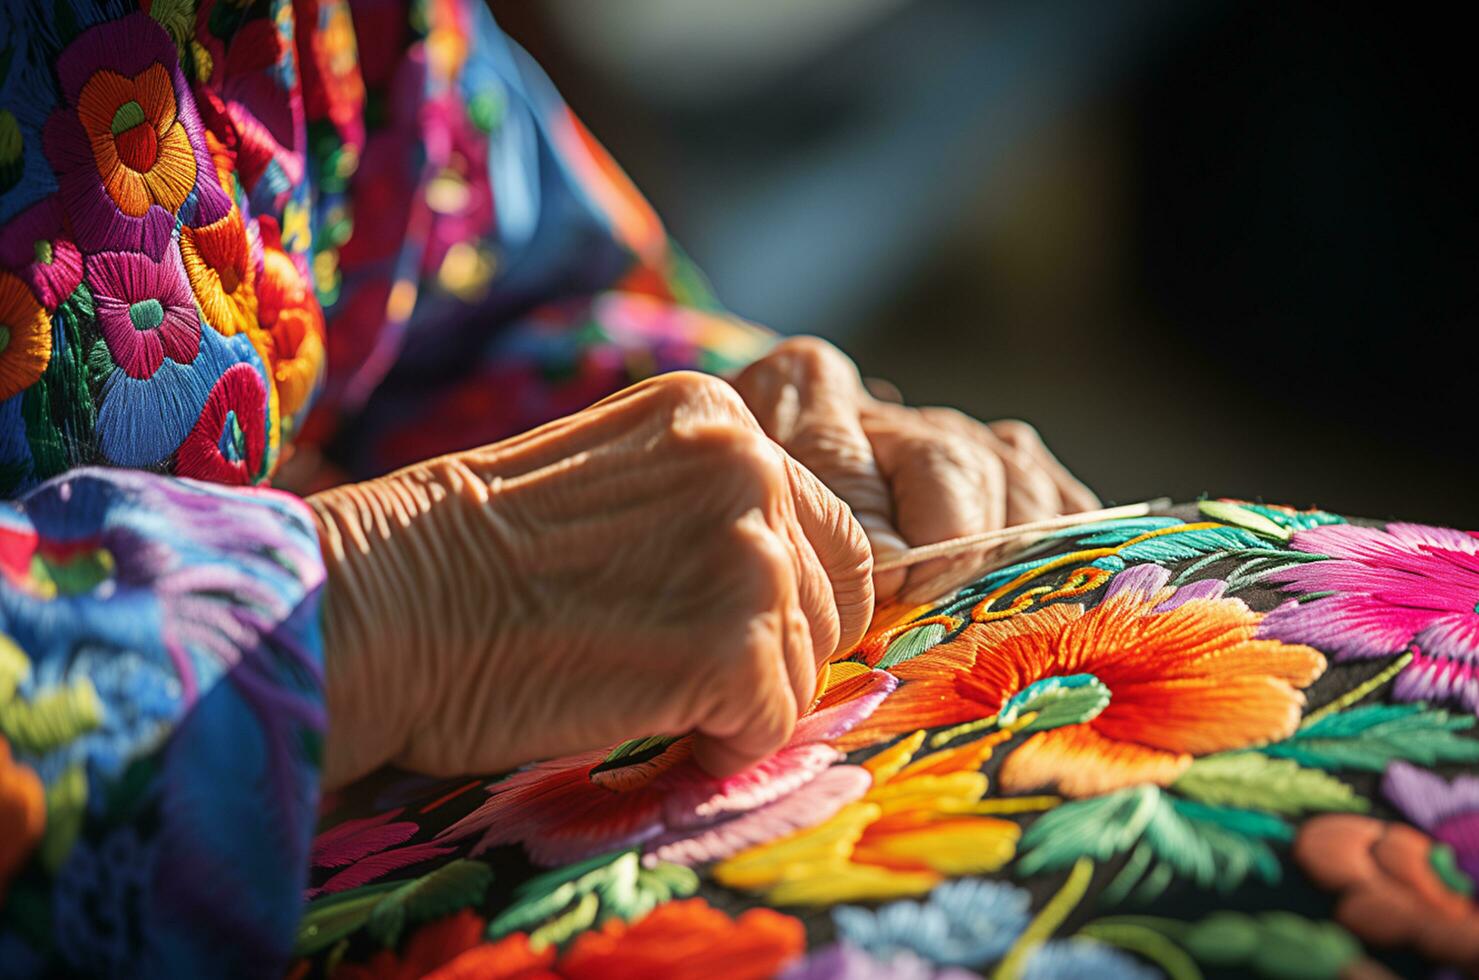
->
(0, 196, 83, 309)
(86, 244, 201, 379)
(41, 13, 232, 261)
(1260, 522, 1479, 713)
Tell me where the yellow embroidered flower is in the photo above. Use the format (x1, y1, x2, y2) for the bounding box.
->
(715, 729, 1039, 904)
(180, 203, 258, 337)
(0, 271, 52, 401)
(74, 63, 196, 218)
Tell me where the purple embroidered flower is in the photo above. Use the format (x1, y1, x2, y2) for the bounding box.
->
(40, 13, 232, 261)
(1384, 761, 1479, 883)
(1260, 522, 1479, 713)
(0, 196, 83, 309)
(86, 244, 201, 379)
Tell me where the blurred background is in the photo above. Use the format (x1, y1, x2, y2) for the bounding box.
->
(495, 0, 1477, 525)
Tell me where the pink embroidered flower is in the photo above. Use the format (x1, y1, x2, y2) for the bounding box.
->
(0, 197, 83, 309)
(437, 669, 895, 867)
(42, 14, 231, 260)
(1260, 522, 1479, 713)
(86, 245, 201, 379)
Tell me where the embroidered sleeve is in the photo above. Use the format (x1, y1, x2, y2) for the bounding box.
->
(312, 0, 773, 474)
(0, 468, 326, 978)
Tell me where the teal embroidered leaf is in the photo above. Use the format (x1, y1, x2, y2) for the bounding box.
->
(999, 674, 1111, 733)
(1261, 703, 1479, 771)
(365, 858, 494, 947)
(1116, 525, 1270, 564)
(488, 850, 698, 942)
(1171, 752, 1367, 816)
(1235, 503, 1345, 531)
(1045, 517, 1184, 544)
(1016, 787, 1288, 900)
(877, 624, 947, 669)
(1197, 501, 1291, 540)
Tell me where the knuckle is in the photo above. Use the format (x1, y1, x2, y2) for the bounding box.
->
(771, 336, 839, 367)
(992, 418, 1044, 448)
(648, 370, 748, 417)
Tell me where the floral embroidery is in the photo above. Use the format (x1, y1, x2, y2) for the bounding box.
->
(431, 900, 805, 980)
(1261, 522, 1479, 714)
(0, 270, 50, 401)
(845, 564, 1326, 797)
(180, 200, 259, 338)
(1294, 813, 1479, 970)
(0, 197, 84, 311)
(44, 14, 229, 258)
(86, 244, 201, 379)
(438, 667, 894, 867)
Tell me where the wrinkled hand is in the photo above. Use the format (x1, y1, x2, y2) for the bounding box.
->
(309, 373, 874, 788)
(733, 337, 1099, 603)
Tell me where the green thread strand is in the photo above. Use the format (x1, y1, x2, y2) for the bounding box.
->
(1077, 922, 1202, 980)
(994, 857, 1094, 980)
(1301, 652, 1414, 727)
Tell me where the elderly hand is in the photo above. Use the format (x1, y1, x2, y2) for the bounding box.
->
(733, 337, 1099, 603)
(308, 373, 874, 787)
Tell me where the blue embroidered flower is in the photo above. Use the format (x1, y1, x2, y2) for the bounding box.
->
(832, 878, 1032, 967)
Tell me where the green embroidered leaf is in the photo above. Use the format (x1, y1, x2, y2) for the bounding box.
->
(1197, 501, 1291, 540)
(999, 674, 1111, 733)
(1171, 752, 1367, 816)
(488, 850, 698, 942)
(1262, 703, 1479, 771)
(295, 881, 405, 956)
(365, 858, 493, 948)
(1017, 787, 1288, 900)
(0, 677, 103, 754)
(1178, 911, 1361, 980)
(877, 624, 947, 669)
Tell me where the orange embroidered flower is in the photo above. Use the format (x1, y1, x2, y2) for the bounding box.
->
(331, 910, 489, 980)
(256, 217, 325, 418)
(0, 737, 44, 899)
(843, 564, 1326, 797)
(428, 900, 804, 980)
(180, 202, 258, 337)
(0, 270, 52, 401)
(74, 63, 196, 219)
(1295, 814, 1479, 972)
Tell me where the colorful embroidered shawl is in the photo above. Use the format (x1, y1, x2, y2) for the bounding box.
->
(296, 502, 1479, 979)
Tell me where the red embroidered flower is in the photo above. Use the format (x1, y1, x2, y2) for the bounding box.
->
(175, 362, 267, 485)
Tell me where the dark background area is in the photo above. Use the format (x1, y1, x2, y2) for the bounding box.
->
(496, 1, 1476, 526)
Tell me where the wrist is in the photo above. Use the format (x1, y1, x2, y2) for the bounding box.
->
(308, 456, 524, 786)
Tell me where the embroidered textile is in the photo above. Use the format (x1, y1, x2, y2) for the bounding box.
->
(296, 502, 1479, 980)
